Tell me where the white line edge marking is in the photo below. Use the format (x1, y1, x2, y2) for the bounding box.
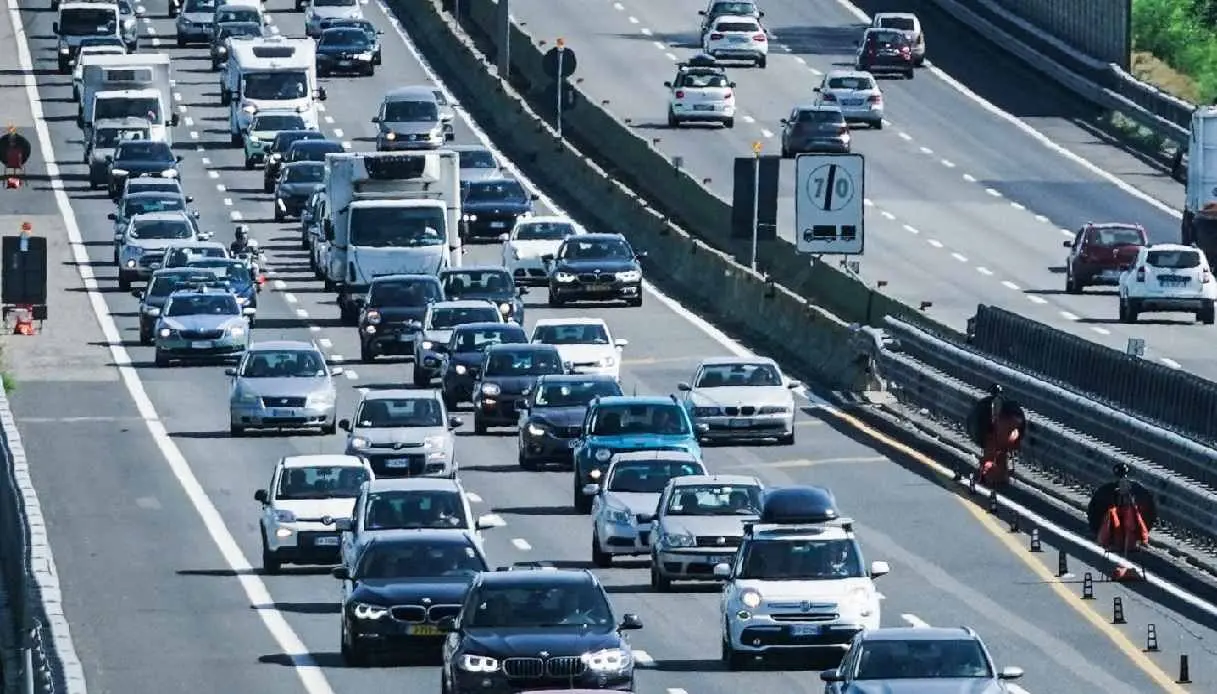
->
(8, 1, 337, 690)
(511, 538, 532, 551)
(901, 613, 931, 628)
(632, 649, 654, 665)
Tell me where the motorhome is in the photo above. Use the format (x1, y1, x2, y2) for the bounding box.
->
(222, 37, 323, 144)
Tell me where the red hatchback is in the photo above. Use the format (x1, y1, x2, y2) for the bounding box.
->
(1063, 223, 1149, 293)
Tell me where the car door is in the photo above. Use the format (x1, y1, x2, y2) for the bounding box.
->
(262, 462, 282, 537)
(341, 487, 366, 567)
(1067, 227, 1085, 269)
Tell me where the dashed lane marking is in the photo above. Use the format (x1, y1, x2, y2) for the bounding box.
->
(511, 538, 532, 551)
(901, 614, 931, 628)
(927, 239, 943, 248)
(950, 252, 967, 263)
(1001, 280, 1020, 290)
(295, 309, 309, 319)
(976, 266, 992, 275)
(466, 492, 483, 503)
(317, 338, 332, 349)
(633, 650, 654, 667)
(1028, 296, 1048, 304)
(1060, 311, 1078, 321)
(283, 293, 298, 304)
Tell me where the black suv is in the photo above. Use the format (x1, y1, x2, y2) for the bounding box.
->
(358, 274, 444, 362)
(542, 233, 646, 307)
(440, 568, 642, 694)
(471, 344, 565, 434)
(439, 266, 527, 324)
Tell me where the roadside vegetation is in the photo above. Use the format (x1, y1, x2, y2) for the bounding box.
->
(1131, 0, 1217, 103)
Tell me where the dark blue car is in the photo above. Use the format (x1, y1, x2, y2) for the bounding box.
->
(460, 178, 538, 242)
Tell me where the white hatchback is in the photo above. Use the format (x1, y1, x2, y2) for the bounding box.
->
(1119, 244, 1217, 324)
(666, 61, 736, 128)
(702, 15, 768, 68)
(530, 317, 628, 379)
(500, 215, 583, 286)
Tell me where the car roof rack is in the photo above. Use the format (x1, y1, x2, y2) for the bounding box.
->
(680, 53, 720, 68)
(744, 517, 854, 536)
(494, 561, 557, 572)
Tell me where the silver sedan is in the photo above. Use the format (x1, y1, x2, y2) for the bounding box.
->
(228, 340, 341, 436)
(676, 356, 800, 445)
(815, 70, 884, 128)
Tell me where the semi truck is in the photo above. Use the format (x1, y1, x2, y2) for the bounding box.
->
(321, 150, 462, 323)
(1182, 106, 1217, 259)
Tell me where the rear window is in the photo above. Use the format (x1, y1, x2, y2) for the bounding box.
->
(827, 76, 875, 90)
(683, 71, 729, 88)
(1087, 227, 1145, 247)
(798, 109, 844, 124)
(715, 21, 759, 32)
(1147, 250, 1201, 269)
(867, 30, 905, 47)
(878, 17, 916, 31)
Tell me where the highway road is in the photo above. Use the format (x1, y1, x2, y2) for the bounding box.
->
(3, 0, 1214, 691)
(502, 0, 1217, 377)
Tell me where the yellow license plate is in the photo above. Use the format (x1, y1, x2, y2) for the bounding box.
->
(407, 624, 442, 636)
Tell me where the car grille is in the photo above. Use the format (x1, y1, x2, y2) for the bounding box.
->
(695, 535, 742, 548)
(559, 426, 582, 438)
(367, 441, 425, 449)
(769, 612, 841, 622)
(366, 453, 427, 476)
(138, 253, 164, 268)
(179, 329, 224, 340)
(390, 604, 461, 623)
(502, 656, 587, 679)
(261, 396, 307, 408)
(577, 273, 614, 284)
(723, 406, 757, 416)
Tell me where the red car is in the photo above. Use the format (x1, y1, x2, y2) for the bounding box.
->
(1063, 223, 1148, 293)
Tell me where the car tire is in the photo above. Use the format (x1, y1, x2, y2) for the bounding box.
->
(777, 431, 795, 446)
(320, 420, 337, 436)
(1119, 298, 1139, 324)
(117, 272, 132, 291)
(627, 294, 643, 308)
(139, 330, 152, 346)
(723, 117, 734, 129)
(722, 631, 748, 670)
(274, 206, 284, 222)
(650, 560, 672, 592)
(1065, 272, 1083, 294)
(905, 69, 915, 79)
(231, 132, 242, 147)
(780, 144, 790, 159)
(340, 621, 369, 667)
(360, 342, 374, 363)
(154, 350, 170, 367)
(230, 423, 245, 437)
(263, 179, 274, 194)
(547, 291, 564, 307)
(474, 415, 487, 435)
(244, 155, 256, 170)
(443, 393, 459, 411)
(756, 55, 766, 68)
(667, 110, 679, 128)
(261, 532, 281, 574)
(592, 532, 612, 567)
(871, 119, 883, 130)
(518, 448, 537, 471)
(574, 487, 593, 514)
(339, 303, 359, 326)
(1201, 301, 1216, 325)
(211, 60, 220, 71)
(220, 90, 231, 106)
(177, 37, 186, 48)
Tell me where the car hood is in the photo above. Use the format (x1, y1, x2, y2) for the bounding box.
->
(353, 426, 449, 445)
(318, 43, 368, 53)
(160, 314, 242, 331)
(462, 626, 623, 657)
(114, 160, 175, 173)
(349, 246, 446, 281)
(529, 406, 586, 427)
(368, 306, 428, 324)
(688, 386, 791, 408)
(446, 291, 516, 306)
(734, 577, 872, 603)
(351, 576, 472, 605)
(460, 168, 502, 183)
(464, 199, 531, 214)
(125, 238, 189, 251)
(479, 375, 542, 395)
(278, 182, 322, 196)
(844, 680, 1005, 694)
(448, 351, 486, 367)
(554, 344, 615, 365)
(273, 497, 356, 521)
(824, 88, 874, 101)
(312, 6, 361, 19)
(508, 239, 562, 258)
(660, 514, 755, 537)
(555, 259, 638, 274)
(238, 376, 330, 398)
(182, 11, 212, 22)
(249, 129, 287, 142)
(590, 433, 695, 451)
(604, 491, 661, 516)
(381, 121, 440, 136)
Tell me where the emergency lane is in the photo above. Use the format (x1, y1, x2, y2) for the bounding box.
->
(500, 0, 1217, 377)
(10, 0, 1201, 692)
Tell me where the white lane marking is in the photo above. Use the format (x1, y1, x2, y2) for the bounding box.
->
(1162, 358, 1182, 369)
(283, 293, 298, 304)
(633, 650, 654, 666)
(742, 115, 756, 124)
(760, 128, 773, 138)
(1091, 327, 1111, 335)
(667, 689, 689, 694)
(467, 492, 483, 503)
(640, 27, 652, 36)
(809, 67, 822, 76)
(903, 224, 919, 234)
(230, 210, 242, 221)
(1035, 214, 1049, 223)
(344, 370, 359, 380)
(316, 102, 326, 112)
(480, 514, 506, 527)
(627, 15, 638, 23)
(511, 538, 532, 550)
(879, 210, 895, 220)
(898, 132, 912, 141)
(976, 266, 992, 275)
(864, 198, 874, 206)
(901, 614, 931, 628)
(1002, 280, 1020, 290)
(200, 157, 210, 165)
(652, 40, 664, 50)
(951, 252, 967, 262)
(318, 338, 333, 349)
(208, 171, 219, 179)
(342, 141, 352, 149)
(1011, 201, 1025, 210)
(940, 158, 955, 168)
(330, 354, 345, 363)
(984, 187, 1001, 197)
(612, 1, 623, 8)
(1060, 311, 1078, 321)
(309, 325, 321, 332)
(189, 131, 199, 139)
(146, 25, 156, 33)
(296, 309, 309, 318)
(1059, 228, 1074, 237)
(794, 56, 806, 65)
(1006, 685, 1033, 694)
(918, 146, 932, 154)
(1028, 295, 1048, 304)
(9, 5, 339, 692)
(962, 173, 976, 182)
(927, 239, 943, 248)
(172, 91, 182, 102)
(333, 128, 344, 138)
(151, 37, 160, 47)
(223, 198, 233, 206)
(323, 115, 335, 124)
(182, 116, 193, 127)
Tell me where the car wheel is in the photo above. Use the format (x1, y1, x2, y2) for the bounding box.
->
(474, 415, 487, 435)
(627, 294, 643, 308)
(340, 620, 369, 667)
(777, 431, 795, 445)
(273, 206, 284, 222)
(905, 69, 915, 79)
(650, 560, 672, 592)
(220, 91, 231, 106)
(722, 630, 748, 670)
(230, 423, 246, 437)
(118, 272, 132, 291)
(261, 532, 281, 574)
(592, 532, 612, 567)
(244, 156, 255, 170)
(1064, 271, 1081, 294)
(1119, 299, 1138, 324)
(871, 119, 883, 130)
(518, 447, 537, 471)
(1201, 301, 1216, 325)
(177, 37, 186, 48)
(574, 488, 593, 514)
(230, 133, 242, 147)
(154, 350, 169, 367)
(211, 60, 220, 71)
(667, 110, 679, 128)
(139, 330, 152, 346)
(263, 180, 274, 194)
(359, 342, 375, 363)
(723, 117, 734, 129)
(321, 420, 337, 436)
(412, 366, 431, 388)
(756, 55, 766, 68)
(339, 303, 359, 326)
(547, 291, 564, 307)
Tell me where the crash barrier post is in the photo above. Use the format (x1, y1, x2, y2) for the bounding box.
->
(877, 316, 1217, 547)
(1058, 550, 1069, 577)
(1178, 654, 1191, 684)
(1029, 528, 1042, 552)
(1113, 596, 1125, 624)
(1147, 624, 1160, 651)
(1082, 572, 1095, 599)
(969, 305, 1217, 449)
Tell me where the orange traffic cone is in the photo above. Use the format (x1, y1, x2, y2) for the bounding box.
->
(13, 310, 34, 335)
(5, 177, 20, 189)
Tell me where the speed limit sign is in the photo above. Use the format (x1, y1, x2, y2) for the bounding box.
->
(794, 153, 865, 255)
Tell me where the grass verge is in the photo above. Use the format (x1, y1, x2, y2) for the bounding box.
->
(1132, 0, 1217, 102)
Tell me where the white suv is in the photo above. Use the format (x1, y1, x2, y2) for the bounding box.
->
(702, 15, 768, 68)
(665, 55, 737, 128)
(1118, 243, 1217, 324)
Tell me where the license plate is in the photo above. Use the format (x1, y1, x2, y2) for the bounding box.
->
(791, 624, 821, 637)
(693, 104, 714, 111)
(843, 99, 863, 106)
(314, 536, 339, 546)
(1099, 269, 1120, 279)
(407, 624, 442, 636)
(150, 262, 161, 269)
(271, 409, 293, 418)
(338, 60, 351, 66)
(730, 36, 748, 42)
(385, 458, 411, 468)
(398, 334, 413, 342)
(490, 221, 507, 228)
(191, 340, 211, 349)
(729, 418, 750, 428)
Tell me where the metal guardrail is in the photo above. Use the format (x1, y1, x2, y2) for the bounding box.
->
(876, 317, 1217, 547)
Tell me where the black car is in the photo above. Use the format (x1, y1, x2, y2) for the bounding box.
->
(439, 267, 527, 325)
(274, 161, 325, 221)
(334, 530, 488, 666)
(282, 138, 345, 170)
(780, 105, 851, 157)
(470, 344, 566, 434)
(542, 233, 645, 307)
(460, 178, 538, 242)
(440, 569, 642, 694)
(263, 129, 326, 192)
(133, 269, 217, 344)
(319, 18, 382, 64)
(209, 21, 263, 70)
(316, 27, 376, 77)
(437, 322, 529, 409)
(855, 28, 914, 78)
(517, 375, 623, 470)
(107, 141, 183, 200)
(358, 274, 445, 362)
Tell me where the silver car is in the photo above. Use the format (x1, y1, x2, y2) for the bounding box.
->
(116, 211, 211, 290)
(176, 0, 219, 45)
(815, 70, 884, 129)
(227, 340, 342, 436)
(650, 474, 763, 590)
(411, 300, 505, 386)
(340, 389, 462, 478)
(449, 144, 503, 183)
(108, 191, 195, 262)
(823, 627, 1025, 692)
(373, 86, 451, 152)
(305, 0, 363, 37)
(677, 356, 800, 445)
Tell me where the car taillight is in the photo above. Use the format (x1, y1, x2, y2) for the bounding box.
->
(1135, 267, 1146, 282)
(838, 126, 849, 136)
(723, 90, 733, 99)
(752, 33, 766, 41)
(710, 32, 723, 40)
(1204, 270, 1212, 284)
(900, 46, 911, 58)
(675, 90, 685, 98)
(867, 94, 881, 104)
(821, 92, 836, 101)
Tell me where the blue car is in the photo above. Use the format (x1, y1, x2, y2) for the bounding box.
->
(572, 395, 705, 512)
(185, 258, 260, 323)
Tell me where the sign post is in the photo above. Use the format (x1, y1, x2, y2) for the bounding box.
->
(750, 141, 761, 270)
(794, 153, 865, 256)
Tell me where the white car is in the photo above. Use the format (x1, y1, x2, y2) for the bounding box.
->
(530, 317, 628, 378)
(702, 15, 768, 68)
(254, 454, 373, 573)
(72, 44, 126, 101)
(665, 54, 736, 128)
(587, 451, 706, 566)
(815, 70, 883, 129)
(304, 0, 362, 37)
(500, 215, 583, 286)
(677, 356, 799, 445)
(872, 11, 925, 65)
(1118, 243, 1217, 324)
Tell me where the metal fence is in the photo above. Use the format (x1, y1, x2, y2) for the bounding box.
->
(990, 0, 1130, 70)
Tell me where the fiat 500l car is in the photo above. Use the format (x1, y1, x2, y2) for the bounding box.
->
(340, 389, 462, 479)
(228, 340, 342, 436)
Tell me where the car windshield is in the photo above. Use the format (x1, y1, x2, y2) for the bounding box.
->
(95, 127, 149, 148)
(125, 181, 180, 196)
(515, 222, 575, 241)
(272, 132, 317, 151)
(694, 362, 782, 387)
(533, 322, 610, 345)
(97, 97, 161, 122)
(79, 37, 125, 49)
(715, 20, 758, 32)
(356, 541, 486, 580)
(314, 0, 356, 6)
(363, 490, 469, 530)
(148, 273, 213, 297)
(557, 238, 633, 260)
(220, 23, 260, 38)
(464, 180, 528, 203)
(277, 465, 369, 500)
(348, 207, 445, 248)
(355, 397, 444, 428)
(711, 1, 757, 15)
(458, 149, 496, 169)
(116, 141, 173, 163)
(867, 30, 905, 47)
(796, 109, 843, 125)
(288, 142, 342, 161)
(877, 16, 916, 31)
(607, 460, 704, 493)
(441, 270, 514, 297)
(827, 76, 875, 90)
(681, 71, 728, 88)
(216, 7, 257, 22)
(534, 380, 622, 407)
(122, 195, 184, 217)
(187, 0, 217, 10)
(321, 28, 369, 46)
(165, 294, 239, 317)
(1089, 227, 1144, 246)
(129, 219, 191, 240)
(59, 7, 117, 35)
(428, 306, 500, 329)
(485, 349, 564, 376)
(369, 279, 442, 307)
(252, 115, 306, 131)
(464, 583, 613, 628)
(738, 538, 864, 580)
(453, 327, 527, 352)
(592, 403, 688, 435)
(243, 71, 309, 100)
(284, 164, 324, 183)
(187, 260, 252, 284)
(855, 639, 993, 680)
(240, 349, 327, 377)
(383, 99, 437, 122)
(665, 484, 761, 516)
(165, 246, 225, 266)
(1147, 250, 1201, 269)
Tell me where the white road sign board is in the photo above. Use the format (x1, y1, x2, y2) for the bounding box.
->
(794, 153, 865, 255)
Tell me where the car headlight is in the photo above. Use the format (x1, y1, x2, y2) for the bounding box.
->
(606, 508, 631, 525)
(461, 213, 477, 221)
(356, 51, 372, 60)
(526, 422, 546, 437)
(481, 383, 501, 397)
(229, 325, 246, 337)
(364, 310, 381, 324)
(739, 589, 762, 609)
(554, 271, 576, 283)
(123, 17, 136, 27)
(218, 45, 228, 54)
(351, 603, 389, 620)
(234, 389, 260, 404)
(661, 531, 694, 548)
(615, 270, 642, 282)
(458, 654, 499, 672)
(162, 169, 178, 178)
(307, 390, 336, 408)
(454, 364, 467, 375)
(421, 340, 434, 350)
(384, 131, 397, 141)
(273, 509, 296, 522)
(158, 327, 174, 338)
(110, 168, 129, 176)
(142, 306, 160, 316)
(844, 587, 874, 618)
(594, 448, 612, 462)
(599, 355, 616, 367)
(589, 468, 602, 480)
(498, 302, 511, 315)
(349, 436, 369, 449)
(758, 405, 789, 414)
(582, 648, 630, 672)
(59, 46, 69, 54)
(422, 435, 446, 450)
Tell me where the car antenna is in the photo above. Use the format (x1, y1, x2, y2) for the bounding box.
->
(632, 383, 637, 396)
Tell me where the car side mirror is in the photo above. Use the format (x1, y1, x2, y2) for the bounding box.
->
(619, 613, 643, 630)
(677, 382, 691, 391)
(582, 483, 600, 496)
(635, 250, 647, 259)
(853, 39, 860, 46)
(541, 254, 554, 263)
(695, 422, 709, 434)
(338, 418, 351, 431)
(174, 154, 183, 161)
(330, 565, 350, 580)
(529, 193, 539, 201)
(813, 86, 821, 92)
(779, 118, 788, 125)
(316, 87, 328, 100)
(136, 4, 146, 14)
(198, 231, 213, 240)
(170, 115, 181, 127)
(131, 288, 143, 298)
(712, 562, 731, 578)
(475, 514, 503, 530)
(759, 10, 765, 16)
(437, 616, 457, 632)
(496, 233, 510, 243)
(224, 367, 237, 376)
(186, 196, 194, 202)
(729, 81, 737, 87)
(329, 366, 344, 376)
(104, 155, 113, 162)
(787, 380, 801, 389)
(517, 286, 529, 295)
(614, 339, 628, 348)
(107, 212, 117, 220)
(697, 9, 705, 14)
(663, 81, 672, 88)
(998, 666, 1024, 680)
(820, 668, 843, 683)
(870, 560, 890, 578)
(190, 209, 200, 219)
(254, 489, 268, 503)
(1062, 240, 1073, 247)
(448, 416, 464, 429)
(370, 115, 380, 123)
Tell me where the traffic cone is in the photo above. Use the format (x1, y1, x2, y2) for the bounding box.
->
(13, 309, 34, 335)
(5, 177, 20, 189)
